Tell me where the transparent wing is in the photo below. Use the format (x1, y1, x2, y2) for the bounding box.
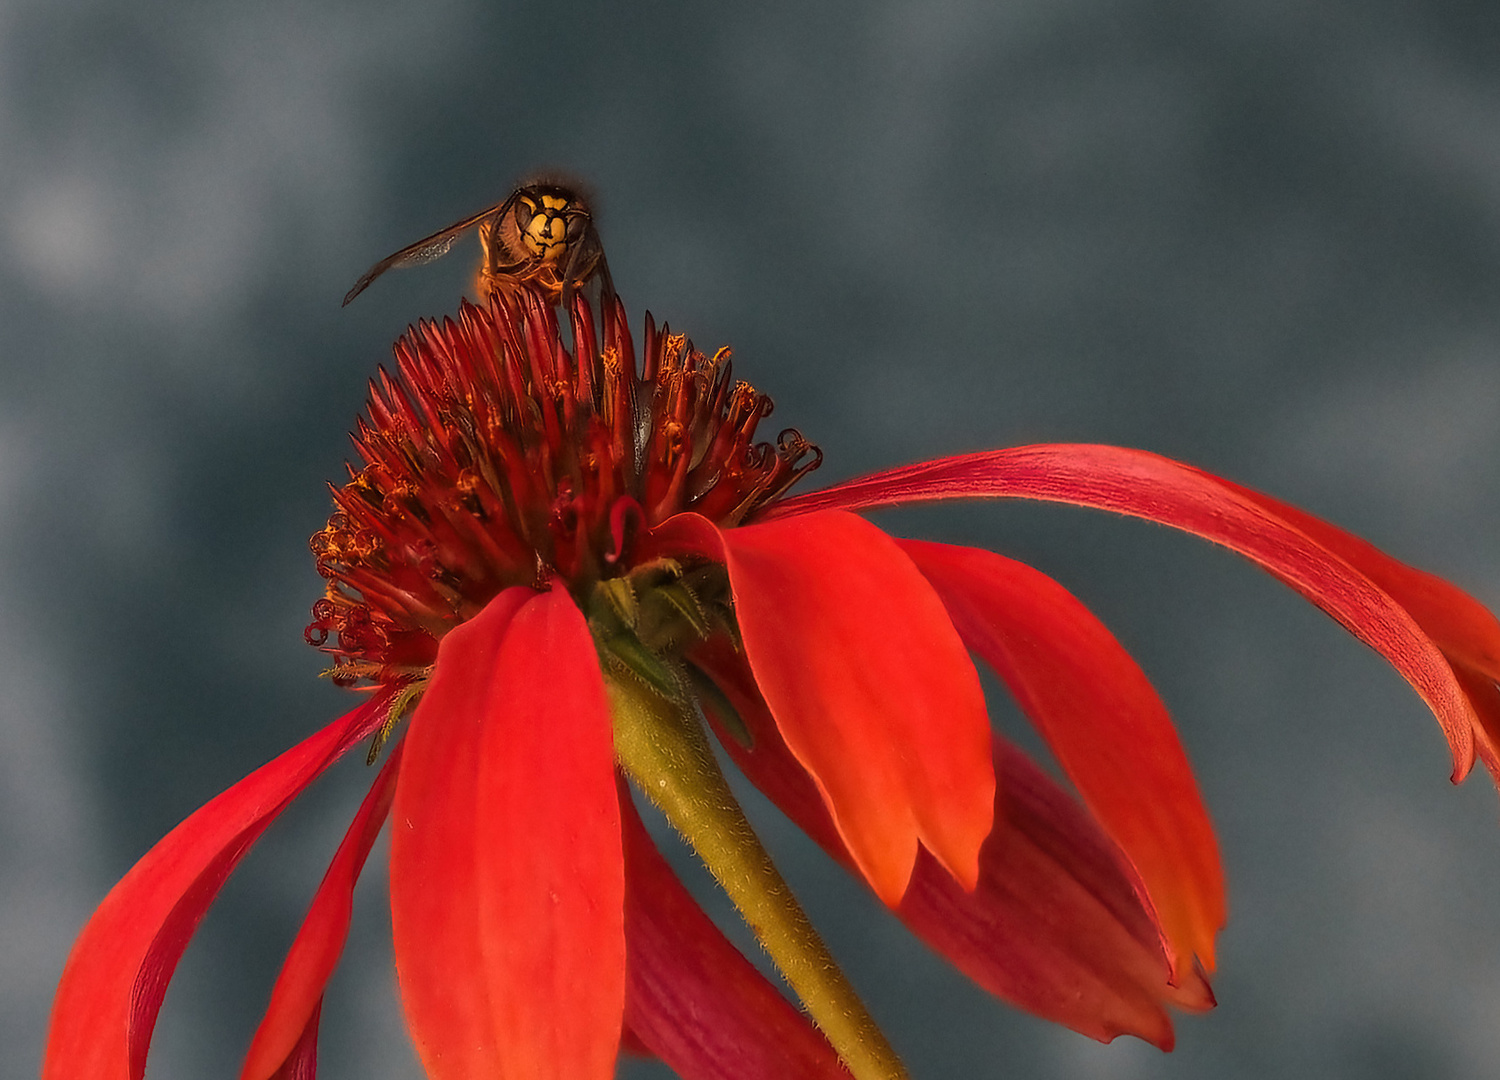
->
(342, 194, 519, 307)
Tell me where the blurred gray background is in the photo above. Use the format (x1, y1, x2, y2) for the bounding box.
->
(7, 1, 1500, 1077)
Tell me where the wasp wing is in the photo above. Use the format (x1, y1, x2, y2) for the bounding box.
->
(342, 194, 519, 307)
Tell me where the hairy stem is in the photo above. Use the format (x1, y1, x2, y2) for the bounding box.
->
(608, 677, 908, 1080)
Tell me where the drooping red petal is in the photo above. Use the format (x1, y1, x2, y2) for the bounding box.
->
(239, 741, 405, 1080)
(389, 585, 624, 1080)
(1453, 667, 1500, 779)
(901, 739, 1217, 1048)
(767, 444, 1479, 780)
(619, 1025, 653, 1057)
(387, 586, 528, 1071)
(44, 690, 394, 1080)
(473, 588, 625, 1077)
(268, 1002, 320, 1080)
(901, 539, 1224, 979)
(1219, 479, 1500, 677)
(1217, 479, 1500, 776)
(692, 639, 1211, 1048)
(618, 778, 850, 1079)
(654, 509, 995, 906)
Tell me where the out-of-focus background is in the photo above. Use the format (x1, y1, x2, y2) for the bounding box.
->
(7, 2, 1500, 1077)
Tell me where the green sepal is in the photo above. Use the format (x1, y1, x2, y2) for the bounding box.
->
(599, 629, 689, 705)
(366, 675, 429, 765)
(645, 579, 712, 643)
(593, 576, 639, 629)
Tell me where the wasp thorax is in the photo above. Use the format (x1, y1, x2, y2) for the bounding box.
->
(307, 288, 821, 688)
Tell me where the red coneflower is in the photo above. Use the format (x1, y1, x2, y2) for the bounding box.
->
(44, 288, 1500, 1080)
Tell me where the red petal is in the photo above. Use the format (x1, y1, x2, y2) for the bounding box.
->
(240, 741, 405, 1080)
(767, 445, 1478, 780)
(1454, 667, 1500, 779)
(43, 691, 393, 1080)
(618, 1025, 653, 1058)
(714, 510, 995, 905)
(268, 1002, 320, 1080)
(619, 777, 849, 1079)
(389, 585, 624, 1080)
(387, 587, 528, 1074)
(902, 740, 1216, 1048)
(1220, 480, 1500, 677)
(901, 539, 1224, 978)
(693, 639, 1212, 1048)
(1218, 478, 1500, 773)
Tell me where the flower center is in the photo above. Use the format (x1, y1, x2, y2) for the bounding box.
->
(306, 290, 820, 689)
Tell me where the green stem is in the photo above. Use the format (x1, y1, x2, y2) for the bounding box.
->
(608, 677, 909, 1080)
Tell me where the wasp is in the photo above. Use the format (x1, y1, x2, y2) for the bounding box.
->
(342, 181, 614, 310)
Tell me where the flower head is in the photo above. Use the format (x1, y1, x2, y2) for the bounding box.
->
(305, 292, 818, 688)
(45, 288, 1500, 1080)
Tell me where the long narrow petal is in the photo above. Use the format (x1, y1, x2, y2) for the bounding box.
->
(1219, 480, 1500, 677)
(766, 445, 1478, 779)
(1453, 667, 1500, 778)
(692, 640, 1210, 1048)
(619, 778, 850, 1079)
(387, 587, 529, 1072)
(44, 691, 393, 1080)
(240, 741, 405, 1080)
(901, 739, 1216, 1048)
(390, 585, 625, 1080)
(656, 509, 995, 905)
(267, 1003, 320, 1080)
(901, 539, 1224, 979)
(475, 587, 625, 1076)
(1216, 479, 1500, 771)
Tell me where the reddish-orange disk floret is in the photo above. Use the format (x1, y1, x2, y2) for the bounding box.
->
(306, 288, 820, 686)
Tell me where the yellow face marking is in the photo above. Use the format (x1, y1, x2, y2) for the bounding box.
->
(518, 194, 575, 262)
